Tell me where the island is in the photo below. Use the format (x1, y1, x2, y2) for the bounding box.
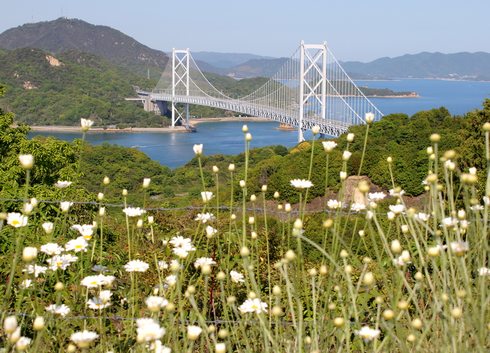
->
(359, 87, 419, 98)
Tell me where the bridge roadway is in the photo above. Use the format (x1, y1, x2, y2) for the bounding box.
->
(146, 91, 351, 137)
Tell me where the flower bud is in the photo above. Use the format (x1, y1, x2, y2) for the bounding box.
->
(333, 317, 345, 327)
(293, 218, 303, 229)
(42, 222, 54, 234)
(201, 264, 212, 275)
(4, 316, 18, 334)
(272, 306, 283, 317)
(136, 219, 143, 228)
(430, 133, 441, 143)
(215, 343, 226, 353)
(19, 154, 34, 169)
(193, 144, 203, 156)
(383, 309, 395, 320)
(451, 307, 463, 319)
(22, 247, 37, 262)
(397, 300, 409, 310)
(362, 271, 375, 286)
(9, 327, 21, 344)
(285, 250, 296, 261)
(33, 316, 45, 331)
(391, 239, 402, 254)
(342, 150, 352, 161)
(240, 246, 250, 257)
(411, 318, 423, 330)
(365, 112, 375, 124)
(216, 271, 226, 280)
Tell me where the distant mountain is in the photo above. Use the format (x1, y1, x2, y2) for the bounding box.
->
(226, 58, 289, 79)
(195, 51, 490, 81)
(0, 17, 168, 78)
(341, 52, 490, 81)
(191, 51, 274, 68)
(0, 48, 164, 127)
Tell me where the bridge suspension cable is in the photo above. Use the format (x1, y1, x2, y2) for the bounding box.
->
(149, 42, 383, 140)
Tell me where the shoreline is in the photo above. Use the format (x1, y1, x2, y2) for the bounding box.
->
(29, 125, 188, 133)
(28, 117, 270, 133)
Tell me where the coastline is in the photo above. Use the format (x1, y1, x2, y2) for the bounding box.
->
(28, 117, 269, 133)
(29, 125, 188, 133)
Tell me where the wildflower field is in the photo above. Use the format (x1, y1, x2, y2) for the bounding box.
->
(0, 115, 489, 353)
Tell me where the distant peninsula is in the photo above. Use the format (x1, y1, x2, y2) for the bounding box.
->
(359, 86, 418, 98)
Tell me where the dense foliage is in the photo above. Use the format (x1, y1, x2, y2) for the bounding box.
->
(0, 48, 167, 127)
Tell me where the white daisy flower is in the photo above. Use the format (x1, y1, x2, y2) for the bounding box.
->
(230, 270, 245, 284)
(194, 257, 216, 269)
(194, 213, 215, 223)
(123, 207, 146, 217)
(40, 243, 64, 256)
(290, 179, 313, 189)
(7, 212, 28, 228)
(70, 330, 98, 348)
(46, 304, 71, 317)
(238, 298, 268, 314)
(55, 180, 72, 188)
(65, 237, 88, 252)
(355, 326, 380, 341)
(124, 260, 149, 272)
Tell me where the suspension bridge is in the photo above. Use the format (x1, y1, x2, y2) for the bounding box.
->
(132, 41, 383, 141)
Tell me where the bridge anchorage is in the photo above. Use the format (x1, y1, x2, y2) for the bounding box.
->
(133, 41, 383, 141)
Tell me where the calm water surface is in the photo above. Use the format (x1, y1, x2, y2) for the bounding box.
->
(359, 79, 490, 116)
(30, 121, 299, 169)
(29, 79, 490, 168)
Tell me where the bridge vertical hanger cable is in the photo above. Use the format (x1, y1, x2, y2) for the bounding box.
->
(147, 42, 383, 139)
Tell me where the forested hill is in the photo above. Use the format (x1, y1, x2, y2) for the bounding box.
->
(0, 17, 168, 78)
(0, 48, 165, 127)
(342, 52, 490, 81)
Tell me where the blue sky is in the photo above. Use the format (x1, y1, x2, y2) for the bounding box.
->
(1, 0, 489, 62)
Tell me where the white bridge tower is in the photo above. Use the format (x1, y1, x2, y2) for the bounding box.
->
(171, 48, 190, 127)
(298, 41, 327, 142)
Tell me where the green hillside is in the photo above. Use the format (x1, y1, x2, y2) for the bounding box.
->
(0, 48, 167, 127)
(0, 17, 168, 79)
